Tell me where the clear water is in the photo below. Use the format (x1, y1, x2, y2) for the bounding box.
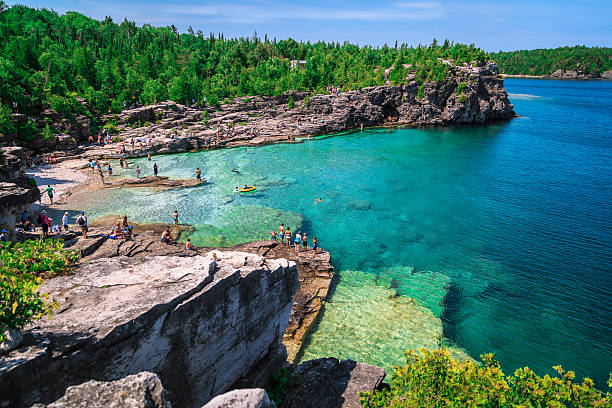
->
(84, 79, 612, 387)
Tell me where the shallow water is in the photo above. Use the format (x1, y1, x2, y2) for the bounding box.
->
(84, 79, 612, 387)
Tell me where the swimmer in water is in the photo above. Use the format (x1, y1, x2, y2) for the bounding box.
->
(232, 169, 240, 173)
(315, 197, 322, 204)
(233, 186, 240, 194)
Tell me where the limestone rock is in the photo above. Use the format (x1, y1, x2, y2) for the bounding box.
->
(602, 70, 612, 80)
(0, 328, 23, 355)
(0, 251, 299, 408)
(281, 358, 386, 408)
(32, 372, 170, 408)
(203, 389, 276, 408)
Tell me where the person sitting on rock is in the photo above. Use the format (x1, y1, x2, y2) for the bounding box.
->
(161, 227, 174, 244)
(185, 238, 195, 250)
(0, 229, 8, 242)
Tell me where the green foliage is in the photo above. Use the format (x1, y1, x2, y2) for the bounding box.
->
(458, 93, 467, 103)
(360, 349, 611, 408)
(42, 123, 53, 140)
(201, 111, 209, 125)
(456, 82, 468, 95)
(491, 46, 612, 75)
(303, 96, 311, 107)
(0, 239, 79, 342)
(111, 135, 121, 143)
(266, 367, 295, 405)
(287, 96, 294, 109)
(103, 122, 118, 134)
(417, 84, 425, 99)
(0, 103, 15, 135)
(0, 6, 490, 123)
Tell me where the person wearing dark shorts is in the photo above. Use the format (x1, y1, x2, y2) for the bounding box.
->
(312, 236, 318, 253)
(302, 233, 308, 249)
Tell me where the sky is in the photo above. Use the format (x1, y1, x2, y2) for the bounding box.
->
(9, 0, 612, 51)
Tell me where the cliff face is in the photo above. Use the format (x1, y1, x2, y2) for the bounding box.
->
(0, 251, 299, 408)
(69, 61, 513, 158)
(0, 147, 39, 239)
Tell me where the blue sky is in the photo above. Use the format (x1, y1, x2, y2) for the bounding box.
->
(10, 0, 612, 51)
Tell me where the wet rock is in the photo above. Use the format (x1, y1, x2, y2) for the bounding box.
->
(281, 358, 386, 408)
(203, 388, 276, 408)
(32, 372, 170, 408)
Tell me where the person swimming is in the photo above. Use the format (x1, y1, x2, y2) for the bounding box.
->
(315, 197, 322, 204)
(232, 169, 240, 173)
(233, 186, 240, 194)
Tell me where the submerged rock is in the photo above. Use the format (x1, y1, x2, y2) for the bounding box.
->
(32, 372, 170, 408)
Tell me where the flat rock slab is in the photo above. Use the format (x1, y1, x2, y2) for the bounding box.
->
(32, 371, 170, 408)
(1, 251, 299, 408)
(281, 358, 386, 408)
(203, 388, 276, 408)
(102, 175, 204, 189)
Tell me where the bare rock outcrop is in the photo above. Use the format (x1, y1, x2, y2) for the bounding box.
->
(0, 251, 299, 408)
(281, 358, 386, 408)
(0, 146, 39, 240)
(31, 372, 170, 408)
(203, 388, 277, 408)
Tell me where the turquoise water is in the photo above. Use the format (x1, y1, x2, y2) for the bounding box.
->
(85, 79, 612, 387)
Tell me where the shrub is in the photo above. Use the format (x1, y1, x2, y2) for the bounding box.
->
(103, 122, 118, 134)
(43, 124, 54, 141)
(266, 367, 295, 405)
(458, 94, 467, 103)
(303, 96, 311, 107)
(111, 135, 122, 143)
(417, 84, 425, 99)
(360, 349, 611, 408)
(287, 97, 295, 110)
(201, 111, 209, 125)
(0, 240, 79, 343)
(456, 82, 468, 95)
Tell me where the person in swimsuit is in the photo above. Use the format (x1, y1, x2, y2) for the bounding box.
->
(153, 162, 158, 176)
(279, 223, 285, 245)
(269, 230, 278, 241)
(312, 236, 318, 253)
(185, 238, 195, 250)
(285, 227, 291, 247)
(135, 166, 141, 179)
(302, 233, 308, 249)
(108, 164, 113, 176)
(161, 227, 173, 244)
(294, 232, 301, 253)
(315, 197, 322, 204)
(196, 168, 201, 181)
(173, 210, 179, 225)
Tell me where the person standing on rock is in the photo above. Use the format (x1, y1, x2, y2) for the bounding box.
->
(294, 231, 302, 253)
(173, 210, 179, 225)
(285, 227, 291, 247)
(39, 210, 52, 238)
(62, 212, 69, 231)
(76, 212, 88, 238)
(302, 232, 308, 250)
(153, 162, 158, 176)
(312, 236, 318, 253)
(45, 185, 55, 204)
(108, 163, 113, 176)
(279, 223, 285, 245)
(135, 166, 141, 179)
(196, 168, 201, 181)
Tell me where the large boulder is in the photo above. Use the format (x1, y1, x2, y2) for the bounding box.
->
(32, 372, 170, 408)
(0, 251, 299, 408)
(203, 388, 276, 408)
(281, 358, 386, 408)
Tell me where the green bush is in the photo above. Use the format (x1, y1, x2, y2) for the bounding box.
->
(0, 240, 80, 343)
(304, 96, 311, 107)
(287, 97, 295, 110)
(458, 94, 467, 103)
(456, 82, 468, 95)
(266, 367, 295, 405)
(43, 124, 53, 141)
(360, 349, 611, 408)
(201, 111, 209, 125)
(103, 122, 118, 134)
(417, 84, 425, 99)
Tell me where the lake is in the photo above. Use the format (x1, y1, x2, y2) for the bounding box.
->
(84, 79, 612, 388)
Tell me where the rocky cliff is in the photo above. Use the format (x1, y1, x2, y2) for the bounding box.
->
(55, 61, 514, 159)
(0, 146, 39, 239)
(0, 251, 299, 408)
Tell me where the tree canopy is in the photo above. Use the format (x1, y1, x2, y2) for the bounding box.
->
(0, 3, 489, 125)
(491, 46, 612, 76)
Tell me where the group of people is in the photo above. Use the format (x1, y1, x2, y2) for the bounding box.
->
(270, 223, 318, 254)
(109, 215, 133, 240)
(326, 84, 341, 96)
(16, 209, 88, 239)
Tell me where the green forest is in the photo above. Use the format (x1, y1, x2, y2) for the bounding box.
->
(0, 3, 489, 140)
(491, 46, 612, 76)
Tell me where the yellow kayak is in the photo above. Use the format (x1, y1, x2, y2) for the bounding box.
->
(238, 186, 256, 192)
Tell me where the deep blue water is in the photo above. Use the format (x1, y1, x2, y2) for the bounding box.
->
(86, 79, 612, 387)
